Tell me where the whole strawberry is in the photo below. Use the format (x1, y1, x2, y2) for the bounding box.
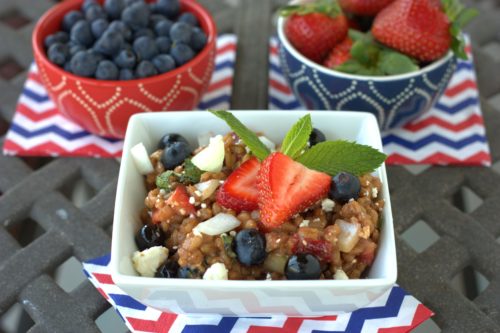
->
(339, 0, 395, 16)
(282, 0, 348, 63)
(323, 36, 353, 68)
(372, 0, 477, 62)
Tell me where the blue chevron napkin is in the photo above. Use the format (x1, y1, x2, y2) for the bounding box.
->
(83, 255, 433, 333)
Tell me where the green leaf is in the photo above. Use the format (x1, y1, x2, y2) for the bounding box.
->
(351, 39, 379, 66)
(455, 8, 478, 28)
(280, 114, 313, 159)
(156, 171, 175, 191)
(378, 50, 419, 75)
(209, 110, 270, 160)
(296, 140, 387, 176)
(178, 159, 203, 184)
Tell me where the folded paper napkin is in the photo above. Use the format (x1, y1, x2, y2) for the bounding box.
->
(2, 34, 237, 158)
(268, 36, 491, 166)
(83, 255, 433, 333)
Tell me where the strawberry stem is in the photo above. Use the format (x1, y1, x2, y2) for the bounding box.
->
(280, 0, 342, 18)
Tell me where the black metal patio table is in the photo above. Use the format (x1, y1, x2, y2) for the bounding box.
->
(0, 0, 499, 332)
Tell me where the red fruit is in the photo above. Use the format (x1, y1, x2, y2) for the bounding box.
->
(283, 3, 348, 63)
(372, 0, 451, 62)
(339, 0, 395, 16)
(166, 185, 195, 216)
(257, 152, 331, 230)
(291, 235, 333, 263)
(216, 157, 260, 212)
(323, 37, 353, 69)
(358, 239, 377, 265)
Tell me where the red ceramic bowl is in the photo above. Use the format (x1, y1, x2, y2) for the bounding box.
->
(33, 0, 216, 138)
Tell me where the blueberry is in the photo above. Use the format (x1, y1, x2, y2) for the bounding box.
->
(135, 224, 165, 251)
(177, 266, 202, 279)
(149, 2, 159, 14)
(94, 29, 124, 56)
(158, 133, 189, 149)
(47, 43, 69, 66)
(62, 10, 84, 32)
(96, 60, 119, 80)
(234, 229, 267, 266)
(108, 20, 132, 41)
(156, 36, 171, 54)
(149, 14, 167, 28)
(156, 0, 180, 19)
(155, 260, 179, 278)
(64, 61, 73, 73)
(135, 60, 158, 78)
(69, 43, 86, 56)
(45, 31, 69, 49)
(134, 28, 155, 39)
(70, 50, 99, 77)
(121, 2, 150, 31)
(85, 4, 107, 21)
(91, 18, 109, 38)
(104, 0, 125, 20)
(82, 0, 98, 11)
(178, 12, 198, 26)
(70, 20, 94, 47)
(308, 128, 326, 147)
(133, 36, 158, 60)
(169, 22, 192, 44)
(88, 49, 105, 63)
(285, 253, 321, 280)
(153, 54, 175, 73)
(329, 172, 360, 203)
(160, 141, 191, 169)
(125, 0, 143, 5)
(190, 27, 207, 52)
(170, 43, 194, 66)
(119, 68, 135, 80)
(114, 49, 137, 69)
(154, 19, 173, 37)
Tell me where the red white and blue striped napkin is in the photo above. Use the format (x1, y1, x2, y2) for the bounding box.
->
(83, 254, 433, 333)
(2, 34, 237, 158)
(268, 37, 491, 166)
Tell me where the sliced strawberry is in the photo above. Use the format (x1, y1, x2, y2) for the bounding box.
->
(358, 238, 377, 266)
(257, 152, 331, 230)
(323, 36, 353, 69)
(166, 185, 195, 216)
(216, 157, 260, 212)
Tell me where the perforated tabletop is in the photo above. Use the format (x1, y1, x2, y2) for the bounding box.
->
(0, 0, 499, 332)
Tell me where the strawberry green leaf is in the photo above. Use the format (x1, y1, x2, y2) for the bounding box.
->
(280, 114, 313, 159)
(379, 50, 419, 75)
(209, 110, 271, 160)
(442, 0, 478, 59)
(297, 140, 387, 176)
(350, 39, 380, 66)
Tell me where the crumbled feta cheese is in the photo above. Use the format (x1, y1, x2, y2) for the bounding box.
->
(201, 203, 207, 209)
(299, 220, 310, 228)
(203, 262, 228, 280)
(372, 187, 378, 198)
(189, 196, 195, 204)
(334, 269, 349, 280)
(159, 189, 166, 196)
(132, 246, 168, 277)
(266, 273, 272, 280)
(130, 142, 154, 175)
(229, 230, 236, 237)
(321, 198, 335, 212)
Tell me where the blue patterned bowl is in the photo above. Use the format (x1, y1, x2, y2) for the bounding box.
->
(276, 17, 457, 130)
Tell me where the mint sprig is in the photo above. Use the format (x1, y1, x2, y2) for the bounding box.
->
(178, 159, 203, 184)
(209, 110, 271, 160)
(297, 141, 387, 176)
(280, 114, 312, 159)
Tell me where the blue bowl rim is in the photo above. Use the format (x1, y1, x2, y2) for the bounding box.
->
(276, 16, 455, 82)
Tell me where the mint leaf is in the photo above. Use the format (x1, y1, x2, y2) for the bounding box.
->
(379, 50, 419, 75)
(297, 141, 387, 176)
(280, 114, 313, 159)
(156, 171, 175, 191)
(209, 110, 270, 160)
(178, 159, 203, 184)
(221, 233, 237, 258)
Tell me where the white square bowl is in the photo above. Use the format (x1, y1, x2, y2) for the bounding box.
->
(110, 110, 397, 316)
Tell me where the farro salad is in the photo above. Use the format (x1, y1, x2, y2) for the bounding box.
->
(130, 111, 387, 280)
